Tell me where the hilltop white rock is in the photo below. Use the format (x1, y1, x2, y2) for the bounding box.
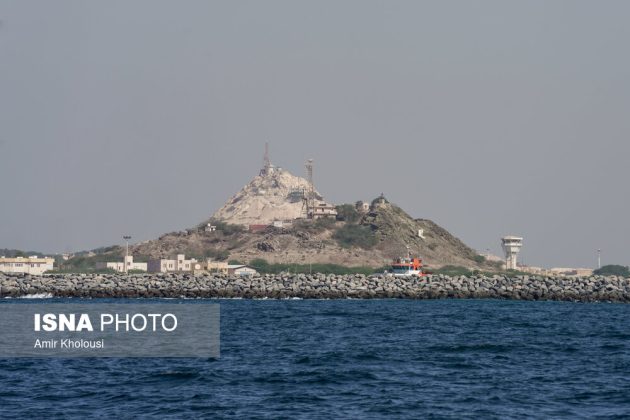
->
(212, 168, 324, 226)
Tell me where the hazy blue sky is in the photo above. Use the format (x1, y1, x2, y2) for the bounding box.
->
(1, 1, 629, 268)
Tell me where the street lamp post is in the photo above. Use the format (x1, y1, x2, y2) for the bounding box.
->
(123, 235, 132, 274)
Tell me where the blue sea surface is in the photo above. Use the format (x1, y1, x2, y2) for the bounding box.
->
(1, 299, 630, 419)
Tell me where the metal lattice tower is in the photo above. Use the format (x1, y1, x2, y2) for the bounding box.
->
(263, 142, 270, 169)
(260, 142, 271, 176)
(305, 159, 314, 218)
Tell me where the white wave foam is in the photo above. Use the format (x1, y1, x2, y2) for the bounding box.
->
(18, 293, 54, 299)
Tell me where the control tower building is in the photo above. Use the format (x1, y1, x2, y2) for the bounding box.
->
(501, 236, 523, 270)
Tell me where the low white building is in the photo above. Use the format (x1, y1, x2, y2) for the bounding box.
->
(227, 265, 258, 276)
(0, 256, 55, 275)
(309, 201, 338, 219)
(96, 255, 147, 273)
(147, 254, 197, 273)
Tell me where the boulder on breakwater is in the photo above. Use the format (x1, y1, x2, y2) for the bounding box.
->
(1, 272, 630, 302)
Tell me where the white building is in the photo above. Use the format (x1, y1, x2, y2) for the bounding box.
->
(309, 201, 338, 219)
(227, 265, 258, 276)
(96, 255, 147, 273)
(501, 236, 523, 270)
(0, 256, 55, 275)
(147, 254, 198, 273)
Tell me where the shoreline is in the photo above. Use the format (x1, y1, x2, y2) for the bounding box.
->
(2, 272, 630, 302)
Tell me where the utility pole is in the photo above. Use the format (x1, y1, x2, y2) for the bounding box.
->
(123, 235, 131, 274)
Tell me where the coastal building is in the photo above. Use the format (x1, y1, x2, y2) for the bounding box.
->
(518, 265, 595, 277)
(549, 267, 594, 277)
(519, 265, 546, 275)
(0, 256, 55, 275)
(96, 256, 147, 273)
(501, 236, 523, 270)
(188, 260, 230, 274)
(228, 265, 258, 276)
(205, 261, 229, 274)
(147, 254, 197, 273)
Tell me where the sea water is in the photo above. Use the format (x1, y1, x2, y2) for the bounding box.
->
(1, 299, 629, 418)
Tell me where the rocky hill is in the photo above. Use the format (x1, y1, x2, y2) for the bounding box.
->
(61, 159, 493, 271)
(120, 195, 488, 270)
(212, 167, 321, 226)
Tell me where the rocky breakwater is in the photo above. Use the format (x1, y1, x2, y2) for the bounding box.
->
(1, 273, 630, 302)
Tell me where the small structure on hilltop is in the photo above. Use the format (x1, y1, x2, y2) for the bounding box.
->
(355, 201, 370, 213)
(309, 201, 338, 219)
(370, 193, 389, 211)
(501, 236, 523, 270)
(259, 142, 281, 176)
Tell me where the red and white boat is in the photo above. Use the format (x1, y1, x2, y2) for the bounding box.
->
(386, 255, 426, 278)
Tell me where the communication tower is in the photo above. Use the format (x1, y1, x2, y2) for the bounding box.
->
(260, 142, 272, 176)
(304, 159, 315, 218)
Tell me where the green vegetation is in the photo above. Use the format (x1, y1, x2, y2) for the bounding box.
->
(0, 248, 49, 258)
(228, 260, 244, 265)
(54, 248, 155, 273)
(248, 258, 380, 275)
(432, 265, 474, 276)
(491, 260, 504, 270)
(594, 265, 630, 277)
(332, 224, 377, 249)
(430, 265, 530, 277)
(58, 252, 122, 271)
(71, 246, 120, 257)
(473, 255, 486, 264)
(335, 204, 360, 223)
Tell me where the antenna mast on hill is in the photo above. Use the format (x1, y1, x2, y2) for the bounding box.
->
(305, 159, 314, 219)
(264, 142, 270, 169)
(260, 142, 271, 176)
